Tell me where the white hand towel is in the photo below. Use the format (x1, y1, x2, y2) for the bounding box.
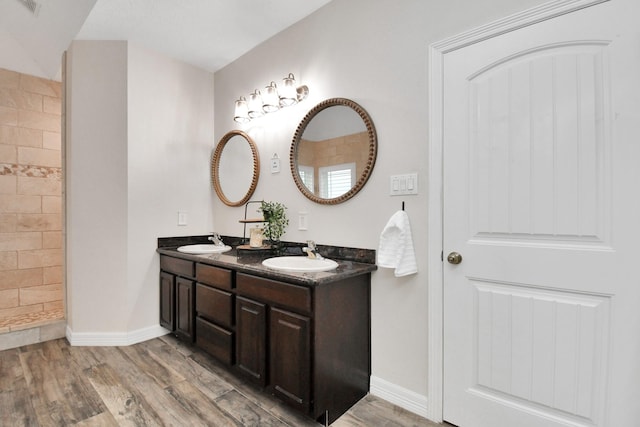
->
(377, 210, 418, 277)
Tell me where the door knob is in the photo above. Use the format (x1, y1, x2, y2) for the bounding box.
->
(447, 252, 462, 265)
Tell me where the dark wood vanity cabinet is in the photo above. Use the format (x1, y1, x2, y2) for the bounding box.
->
(194, 263, 235, 365)
(235, 296, 267, 385)
(159, 256, 195, 343)
(175, 277, 195, 341)
(270, 307, 311, 413)
(159, 254, 371, 425)
(234, 290, 312, 411)
(235, 272, 369, 424)
(159, 271, 175, 331)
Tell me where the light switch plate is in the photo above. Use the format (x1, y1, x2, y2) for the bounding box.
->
(177, 211, 188, 226)
(390, 173, 418, 196)
(271, 155, 280, 173)
(298, 212, 308, 230)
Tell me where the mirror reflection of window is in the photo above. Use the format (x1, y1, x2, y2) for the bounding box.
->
(319, 162, 356, 198)
(297, 105, 367, 199)
(298, 165, 315, 192)
(290, 98, 377, 204)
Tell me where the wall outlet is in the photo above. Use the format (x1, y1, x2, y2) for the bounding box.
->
(177, 211, 188, 226)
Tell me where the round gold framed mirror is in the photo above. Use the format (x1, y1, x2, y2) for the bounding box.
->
(211, 130, 260, 207)
(290, 98, 377, 204)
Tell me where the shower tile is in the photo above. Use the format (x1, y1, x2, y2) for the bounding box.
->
(0, 289, 18, 309)
(42, 231, 62, 249)
(43, 266, 62, 285)
(0, 231, 41, 250)
(0, 106, 17, 126)
(0, 251, 17, 270)
(0, 268, 42, 290)
(16, 213, 61, 232)
(0, 69, 20, 89)
(18, 146, 61, 168)
(20, 74, 61, 98)
(42, 131, 60, 150)
(20, 283, 63, 305)
(0, 146, 17, 163)
(17, 176, 61, 196)
(0, 195, 41, 213)
(0, 125, 41, 147)
(42, 196, 61, 213)
(0, 87, 42, 111)
(17, 248, 61, 269)
(43, 96, 61, 115)
(0, 175, 16, 194)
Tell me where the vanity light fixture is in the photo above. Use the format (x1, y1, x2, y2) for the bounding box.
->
(233, 73, 309, 123)
(247, 90, 264, 119)
(262, 82, 280, 113)
(233, 96, 250, 123)
(279, 73, 303, 106)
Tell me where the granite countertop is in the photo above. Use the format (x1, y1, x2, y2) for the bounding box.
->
(157, 235, 377, 287)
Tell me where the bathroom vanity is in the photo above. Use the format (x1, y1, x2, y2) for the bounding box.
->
(157, 238, 376, 425)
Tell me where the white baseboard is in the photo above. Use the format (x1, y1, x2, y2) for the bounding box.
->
(66, 324, 170, 346)
(370, 376, 430, 419)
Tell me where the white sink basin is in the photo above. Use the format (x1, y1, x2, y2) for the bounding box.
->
(177, 244, 232, 254)
(262, 256, 338, 272)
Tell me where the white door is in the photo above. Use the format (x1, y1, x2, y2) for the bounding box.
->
(443, 1, 640, 426)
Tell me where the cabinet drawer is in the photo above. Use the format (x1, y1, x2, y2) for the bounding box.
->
(160, 255, 194, 278)
(196, 264, 233, 290)
(196, 283, 233, 328)
(196, 317, 233, 365)
(236, 273, 311, 315)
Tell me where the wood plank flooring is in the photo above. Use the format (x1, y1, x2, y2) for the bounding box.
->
(0, 334, 442, 426)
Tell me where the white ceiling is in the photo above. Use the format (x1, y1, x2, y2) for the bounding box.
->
(76, 0, 333, 72)
(0, 0, 98, 79)
(0, 0, 332, 79)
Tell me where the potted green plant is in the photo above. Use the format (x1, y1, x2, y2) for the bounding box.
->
(259, 201, 289, 251)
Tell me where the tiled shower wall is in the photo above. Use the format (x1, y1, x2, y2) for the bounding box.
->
(298, 131, 370, 193)
(0, 68, 63, 332)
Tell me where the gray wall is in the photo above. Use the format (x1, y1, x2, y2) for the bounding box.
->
(213, 0, 544, 406)
(66, 41, 215, 340)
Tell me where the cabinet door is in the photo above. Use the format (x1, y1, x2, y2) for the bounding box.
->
(236, 296, 266, 386)
(159, 271, 175, 331)
(176, 277, 195, 342)
(270, 307, 311, 413)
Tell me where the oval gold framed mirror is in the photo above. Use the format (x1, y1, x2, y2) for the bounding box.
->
(290, 98, 377, 204)
(211, 130, 260, 207)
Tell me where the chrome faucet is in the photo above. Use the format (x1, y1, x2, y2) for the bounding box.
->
(303, 240, 323, 259)
(208, 232, 224, 246)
